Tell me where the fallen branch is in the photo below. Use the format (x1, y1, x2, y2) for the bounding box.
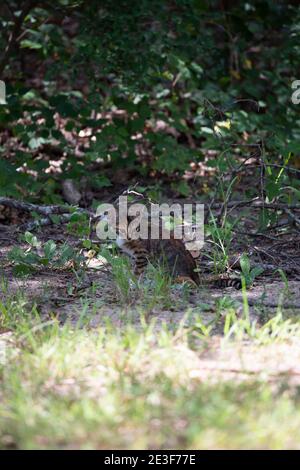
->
(0, 197, 92, 217)
(1, 196, 300, 234)
(20, 213, 75, 231)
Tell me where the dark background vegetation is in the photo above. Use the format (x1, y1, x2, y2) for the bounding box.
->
(0, 0, 299, 213)
(0, 0, 300, 283)
(1, 1, 300, 451)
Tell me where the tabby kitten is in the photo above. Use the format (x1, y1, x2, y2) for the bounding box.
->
(117, 235, 241, 288)
(117, 235, 201, 285)
(98, 201, 241, 288)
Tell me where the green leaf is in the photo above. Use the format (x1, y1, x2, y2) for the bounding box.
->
(43, 240, 57, 260)
(20, 39, 43, 50)
(28, 137, 47, 149)
(240, 254, 250, 276)
(250, 266, 264, 279)
(50, 214, 62, 224)
(82, 239, 92, 249)
(12, 264, 35, 276)
(24, 232, 39, 247)
(171, 180, 190, 197)
(94, 176, 112, 189)
(266, 181, 279, 200)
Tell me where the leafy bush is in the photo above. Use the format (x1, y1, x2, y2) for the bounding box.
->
(0, 0, 299, 208)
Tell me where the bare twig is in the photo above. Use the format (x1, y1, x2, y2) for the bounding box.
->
(3, 0, 14, 18)
(264, 163, 300, 175)
(210, 199, 300, 210)
(234, 230, 280, 241)
(247, 299, 300, 309)
(0, 0, 38, 75)
(284, 208, 300, 227)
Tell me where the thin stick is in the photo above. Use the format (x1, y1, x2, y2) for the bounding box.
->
(0, 0, 37, 75)
(284, 208, 300, 227)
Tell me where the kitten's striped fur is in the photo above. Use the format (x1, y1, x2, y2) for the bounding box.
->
(116, 235, 241, 289)
(117, 235, 201, 284)
(100, 200, 241, 289)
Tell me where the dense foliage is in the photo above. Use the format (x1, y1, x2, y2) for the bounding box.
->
(0, 0, 299, 207)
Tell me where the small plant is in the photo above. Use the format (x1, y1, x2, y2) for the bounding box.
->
(206, 218, 234, 273)
(66, 212, 90, 238)
(100, 246, 174, 309)
(239, 253, 264, 288)
(0, 290, 39, 332)
(100, 246, 137, 303)
(215, 296, 238, 326)
(192, 314, 214, 340)
(8, 232, 83, 275)
(140, 263, 173, 311)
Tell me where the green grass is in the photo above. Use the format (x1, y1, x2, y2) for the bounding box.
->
(99, 247, 186, 311)
(1, 291, 300, 449)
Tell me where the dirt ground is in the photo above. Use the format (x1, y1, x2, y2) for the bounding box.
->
(1, 218, 300, 388)
(1, 220, 299, 329)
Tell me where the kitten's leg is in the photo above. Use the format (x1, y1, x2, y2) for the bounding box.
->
(174, 276, 198, 287)
(133, 253, 148, 277)
(116, 237, 149, 280)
